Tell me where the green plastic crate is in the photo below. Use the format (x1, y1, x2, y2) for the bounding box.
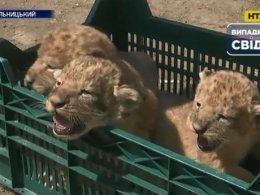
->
(0, 0, 260, 194)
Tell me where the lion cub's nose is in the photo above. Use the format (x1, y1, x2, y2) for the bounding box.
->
(192, 122, 207, 134)
(49, 96, 66, 109)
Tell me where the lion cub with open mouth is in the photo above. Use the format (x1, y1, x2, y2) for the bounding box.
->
(153, 68, 260, 182)
(46, 55, 157, 140)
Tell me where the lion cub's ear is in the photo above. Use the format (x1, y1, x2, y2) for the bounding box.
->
(199, 67, 215, 80)
(113, 86, 144, 115)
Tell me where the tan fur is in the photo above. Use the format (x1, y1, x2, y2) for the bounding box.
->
(153, 69, 260, 182)
(24, 24, 158, 96)
(45, 56, 157, 141)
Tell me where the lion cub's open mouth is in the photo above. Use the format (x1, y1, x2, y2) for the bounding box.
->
(53, 113, 85, 136)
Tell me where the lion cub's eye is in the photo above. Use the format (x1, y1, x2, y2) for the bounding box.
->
(56, 81, 61, 87)
(218, 114, 227, 120)
(46, 63, 54, 69)
(81, 89, 94, 96)
(218, 114, 233, 122)
(46, 64, 58, 72)
(196, 102, 201, 108)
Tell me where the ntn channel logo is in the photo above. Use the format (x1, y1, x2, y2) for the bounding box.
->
(244, 11, 260, 22)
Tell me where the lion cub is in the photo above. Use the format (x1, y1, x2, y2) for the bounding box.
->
(153, 68, 260, 182)
(24, 24, 158, 95)
(45, 56, 157, 141)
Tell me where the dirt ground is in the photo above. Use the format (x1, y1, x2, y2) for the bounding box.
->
(0, 0, 260, 194)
